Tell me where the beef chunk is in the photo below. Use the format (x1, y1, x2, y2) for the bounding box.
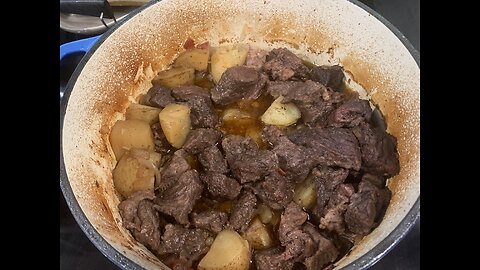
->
(189, 98, 219, 128)
(172, 85, 210, 99)
(118, 191, 162, 254)
(346, 179, 392, 228)
(245, 46, 268, 71)
(263, 48, 309, 81)
(255, 170, 295, 210)
(182, 128, 222, 155)
(229, 190, 257, 232)
(200, 172, 241, 200)
(222, 135, 278, 183)
(159, 149, 191, 191)
(191, 210, 228, 233)
(143, 85, 175, 108)
(158, 224, 212, 264)
(319, 184, 355, 234)
(309, 65, 345, 91)
(154, 169, 203, 225)
(198, 145, 228, 174)
(267, 80, 344, 124)
(279, 202, 308, 244)
(344, 180, 381, 235)
(278, 202, 314, 261)
(283, 230, 316, 261)
(328, 94, 372, 128)
(255, 248, 295, 270)
(266, 80, 304, 98)
(302, 223, 339, 270)
(262, 126, 315, 183)
(374, 187, 392, 224)
(211, 66, 267, 105)
(352, 123, 400, 177)
(151, 122, 171, 155)
(289, 127, 362, 170)
(171, 85, 218, 128)
(310, 166, 349, 219)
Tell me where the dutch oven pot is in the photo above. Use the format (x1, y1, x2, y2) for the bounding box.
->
(60, 0, 420, 269)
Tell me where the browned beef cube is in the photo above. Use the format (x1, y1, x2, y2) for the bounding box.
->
(328, 94, 372, 128)
(309, 65, 345, 91)
(182, 128, 222, 155)
(254, 248, 295, 270)
(255, 170, 295, 210)
(302, 223, 339, 270)
(158, 224, 212, 264)
(263, 48, 309, 81)
(200, 172, 241, 200)
(154, 169, 203, 225)
(352, 122, 400, 177)
(229, 190, 257, 232)
(245, 46, 268, 71)
(198, 145, 229, 174)
(171, 85, 219, 128)
(191, 210, 228, 233)
(289, 127, 362, 170)
(142, 85, 175, 108)
(211, 66, 267, 105)
(262, 125, 315, 183)
(222, 135, 278, 183)
(158, 149, 191, 191)
(319, 184, 355, 234)
(118, 191, 162, 255)
(311, 166, 349, 218)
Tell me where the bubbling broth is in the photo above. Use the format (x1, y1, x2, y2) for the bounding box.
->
(109, 41, 400, 270)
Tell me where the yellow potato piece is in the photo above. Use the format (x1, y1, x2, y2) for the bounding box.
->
(293, 174, 317, 209)
(173, 48, 209, 71)
(125, 103, 162, 125)
(198, 230, 251, 270)
(261, 96, 301, 126)
(243, 218, 274, 250)
(159, 103, 191, 148)
(109, 119, 155, 160)
(152, 66, 195, 88)
(112, 148, 161, 198)
(211, 44, 249, 83)
(255, 204, 273, 224)
(222, 108, 253, 123)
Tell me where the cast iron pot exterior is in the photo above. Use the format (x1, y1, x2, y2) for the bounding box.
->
(60, 0, 420, 269)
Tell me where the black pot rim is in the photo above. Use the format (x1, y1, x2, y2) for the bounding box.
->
(60, 0, 420, 269)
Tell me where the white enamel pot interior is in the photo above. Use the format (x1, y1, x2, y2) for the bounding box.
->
(60, 0, 420, 269)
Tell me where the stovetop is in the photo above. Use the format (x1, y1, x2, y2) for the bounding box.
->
(60, 1, 419, 269)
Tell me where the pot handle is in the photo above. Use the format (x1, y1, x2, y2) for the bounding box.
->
(60, 35, 101, 63)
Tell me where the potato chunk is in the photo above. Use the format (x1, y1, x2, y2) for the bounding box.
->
(173, 48, 209, 71)
(159, 103, 191, 148)
(243, 218, 273, 250)
(255, 204, 273, 224)
(109, 119, 155, 160)
(210, 44, 249, 83)
(198, 230, 250, 270)
(112, 148, 161, 198)
(152, 67, 195, 88)
(293, 174, 317, 209)
(125, 103, 162, 125)
(261, 96, 301, 126)
(222, 108, 253, 123)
